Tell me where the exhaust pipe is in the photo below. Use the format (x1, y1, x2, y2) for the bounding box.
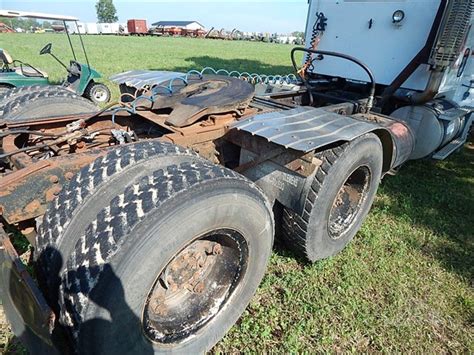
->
(408, 70, 444, 105)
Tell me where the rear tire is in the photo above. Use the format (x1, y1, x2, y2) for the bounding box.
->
(38, 159, 273, 353)
(2, 90, 98, 122)
(37, 141, 201, 303)
(282, 133, 383, 261)
(84, 82, 111, 104)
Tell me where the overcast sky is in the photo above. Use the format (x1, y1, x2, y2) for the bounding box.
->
(2, 0, 309, 33)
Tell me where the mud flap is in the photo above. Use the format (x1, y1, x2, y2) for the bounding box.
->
(0, 229, 58, 354)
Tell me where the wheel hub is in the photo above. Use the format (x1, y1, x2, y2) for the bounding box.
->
(143, 229, 248, 344)
(151, 240, 222, 308)
(93, 88, 108, 102)
(328, 166, 371, 239)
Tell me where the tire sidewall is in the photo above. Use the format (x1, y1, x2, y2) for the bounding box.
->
(4, 94, 98, 121)
(307, 134, 383, 259)
(78, 180, 273, 354)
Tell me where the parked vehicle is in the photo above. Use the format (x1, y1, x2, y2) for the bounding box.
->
(0, 10, 111, 104)
(0, 1, 472, 353)
(127, 19, 148, 35)
(0, 22, 15, 33)
(0, 48, 49, 94)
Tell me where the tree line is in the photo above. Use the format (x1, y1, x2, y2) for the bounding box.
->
(0, 17, 63, 31)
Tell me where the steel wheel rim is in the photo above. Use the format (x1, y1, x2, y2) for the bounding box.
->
(93, 87, 108, 102)
(142, 228, 248, 344)
(328, 166, 371, 240)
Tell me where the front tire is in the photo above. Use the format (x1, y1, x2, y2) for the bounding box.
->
(282, 133, 383, 262)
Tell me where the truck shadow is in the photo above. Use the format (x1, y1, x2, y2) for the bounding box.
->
(3, 247, 153, 354)
(371, 145, 473, 280)
(271, 145, 473, 280)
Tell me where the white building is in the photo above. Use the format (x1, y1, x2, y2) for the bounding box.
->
(98, 23, 121, 34)
(151, 21, 205, 31)
(67, 22, 126, 35)
(277, 35, 298, 44)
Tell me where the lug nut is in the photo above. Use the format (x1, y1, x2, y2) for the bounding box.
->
(212, 244, 223, 255)
(49, 175, 59, 184)
(193, 281, 205, 294)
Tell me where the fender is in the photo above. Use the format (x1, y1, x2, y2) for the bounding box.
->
(231, 106, 414, 214)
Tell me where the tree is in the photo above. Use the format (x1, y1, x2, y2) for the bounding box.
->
(292, 31, 305, 39)
(0, 17, 40, 31)
(96, 0, 118, 23)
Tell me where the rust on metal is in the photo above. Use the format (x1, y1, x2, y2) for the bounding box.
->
(49, 175, 59, 184)
(0, 228, 55, 344)
(45, 185, 63, 202)
(0, 149, 109, 224)
(4, 111, 107, 129)
(148, 240, 222, 317)
(64, 172, 75, 181)
(226, 129, 319, 178)
(2, 134, 34, 169)
(0, 77, 263, 227)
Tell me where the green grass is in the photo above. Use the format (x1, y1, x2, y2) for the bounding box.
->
(0, 33, 298, 100)
(1, 33, 473, 353)
(216, 149, 474, 353)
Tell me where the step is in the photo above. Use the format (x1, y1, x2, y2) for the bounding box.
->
(432, 112, 473, 160)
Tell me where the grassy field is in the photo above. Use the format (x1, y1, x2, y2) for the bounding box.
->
(1, 33, 473, 353)
(0, 33, 299, 101)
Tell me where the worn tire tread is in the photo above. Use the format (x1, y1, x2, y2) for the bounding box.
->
(281, 142, 350, 260)
(37, 141, 198, 258)
(3, 90, 93, 119)
(56, 160, 267, 342)
(0, 85, 65, 102)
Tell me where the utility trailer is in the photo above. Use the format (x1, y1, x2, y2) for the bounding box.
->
(0, 0, 473, 353)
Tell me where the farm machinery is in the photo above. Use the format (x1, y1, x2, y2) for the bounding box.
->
(0, 0, 473, 353)
(0, 10, 111, 104)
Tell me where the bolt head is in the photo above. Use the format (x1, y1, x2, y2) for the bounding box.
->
(49, 175, 59, 184)
(193, 281, 205, 294)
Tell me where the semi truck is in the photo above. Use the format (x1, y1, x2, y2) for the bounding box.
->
(0, 0, 472, 353)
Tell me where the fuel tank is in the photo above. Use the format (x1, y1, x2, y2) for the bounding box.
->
(391, 100, 467, 160)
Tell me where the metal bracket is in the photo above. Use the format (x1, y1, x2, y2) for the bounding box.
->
(0, 227, 58, 354)
(433, 108, 474, 160)
(438, 107, 472, 121)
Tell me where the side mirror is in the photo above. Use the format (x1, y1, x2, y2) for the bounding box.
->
(40, 43, 53, 56)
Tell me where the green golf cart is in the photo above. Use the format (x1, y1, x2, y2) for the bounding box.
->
(0, 10, 111, 104)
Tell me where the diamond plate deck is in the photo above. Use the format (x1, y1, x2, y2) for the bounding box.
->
(232, 106, 378, 152)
